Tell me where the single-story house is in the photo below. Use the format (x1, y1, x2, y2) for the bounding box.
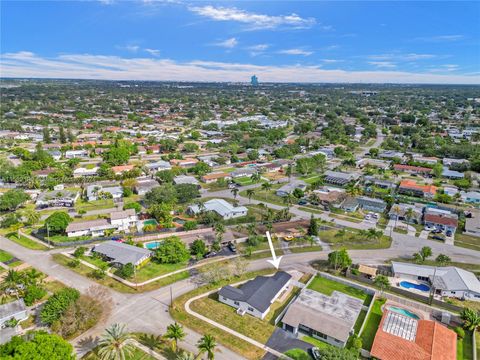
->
(423, 208, 458, 234)
(356, 196, 387, 213)
(398, 180, 437, 198)
(392, 262, 480, 301)
(364, 176, 396, 190)
(201, 172, 231, 183)
(340, 197, 359, 212)
(110, 209, 138, 232)
(230, 168, 257, 178)
(324, 171, 360, 187)
(282, 289, 363, 348)
(66, 219, 117, 238)
(219, 271, 292, 319)
(73, 167, 99, 177)
(311, 188, 346, 207)
(36, 190, 79, 208)
(173, 175, 200, 186)
(86, 184, 123, 201)
(170, 158, 198, 168)
(135, 178, 160, 195)
(442, 167, 464, 179)
(370, 309, 456, 360)
(356, 158, 390, 170)
(111, 165, 135, 175)
(461, 191, 480, 204)
(0, 299, 28, 328)
(145, 160, 171, 172)
(187, 199, 248, 220)
(276, 180, 307, 197)
(65, 150, 88, 159)
(92, 241, 152, 267)
(389, 203, 423, 223)
(393, 164, 432, 176)
(378, 150, 405, 161)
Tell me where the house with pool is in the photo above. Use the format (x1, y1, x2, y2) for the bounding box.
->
(370, 307, 456, 360)
(392, 262, 480, 302)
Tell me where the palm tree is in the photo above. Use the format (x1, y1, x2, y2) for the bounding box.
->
(251, 173, 261, 183)
(230, 187, 239, 200)
(404, 207, 415, 225)
(24, 268, 43, 286)
(197, 334, 217, 360)
(346, 183, 362, 197)
(2, 270, 23, 297)
(283, 193, 295, 209)
(176, 352, 196, 360)
(139, 333, 163, 350)
(165, 322, 185, 353)
(98, 323, 135, 360)
(391, 204, 402, 234)
(246, 189, 255, 203)
(261, 182, 272, 201)
(461, 308, 480, 331)
(214, 223, 226, 243)
(374, 275, 390, 297)
(23, 209, 40, 226)
(285, 165, 293, 182)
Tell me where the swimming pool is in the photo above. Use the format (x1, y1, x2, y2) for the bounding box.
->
(400, 281, 430, 292)
(388, 306, 420, 319)
(143, 219, 158, 226)
(144, 241, 161, 250)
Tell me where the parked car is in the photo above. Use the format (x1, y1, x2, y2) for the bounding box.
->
(432, 235, 445, 241)
(365, 215, 371, 220)
(446, 230, 453, 237)
(284, 235, 294, 242)
(311, 347, 321, 360)
(424, 225, 434, 231)
(204, 251, 217, 258)
(228, 242, 237, 253)
(298, 199, 308, 205)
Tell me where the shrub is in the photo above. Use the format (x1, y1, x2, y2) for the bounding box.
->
(23, 285, 47, 306)
(73, 246, 87, 258)
(40, 288, 80, 325)
(118, 263, 135, 279)
(68, 259, 80, 268)
(454, 326, 465, 339)
(154, 236, 190, 264)
(183, 220, 198, 231)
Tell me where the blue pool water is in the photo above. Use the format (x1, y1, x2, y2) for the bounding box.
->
(400, 281, 430, 292)
(145, 241, 161, 250)
(388, 306, 420, 319)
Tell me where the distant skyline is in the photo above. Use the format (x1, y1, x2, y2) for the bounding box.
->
(1, 1, 479, 84)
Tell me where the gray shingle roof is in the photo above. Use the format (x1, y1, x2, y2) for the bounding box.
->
(93, 241, 152, 266)
(0, 299, 26, 320)
(219, 271, 291, 313)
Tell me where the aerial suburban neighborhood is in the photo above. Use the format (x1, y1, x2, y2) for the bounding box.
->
(1, 1, 480, 359)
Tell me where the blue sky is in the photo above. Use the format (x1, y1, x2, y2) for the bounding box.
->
(1, 1, 479, 83)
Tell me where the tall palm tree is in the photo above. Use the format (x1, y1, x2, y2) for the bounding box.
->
(404, 207, 415, 225)
(98, 323, 135, 360)
(197, 334, 217, 360)
(2, 269, 23, 297)
(230, 187, 239, 200)
(246, 189, 255, 203)
(165, 322, 185, 353)
(461, 308, 480, 331)
(213, 223, 226, 243)
(23, 209, 40, 226)
(261, 182, 272, 201)
(285, 165, 293, 182)
(251, 173, 261, 183)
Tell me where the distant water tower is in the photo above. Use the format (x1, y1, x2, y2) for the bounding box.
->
(251, 74, 259, 86)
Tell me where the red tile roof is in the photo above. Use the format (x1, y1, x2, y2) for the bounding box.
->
(394, 164, 433, 173)
(399, 180, 437, 195)
(371, 311, 456, 360)
(424, 214, 458, 227)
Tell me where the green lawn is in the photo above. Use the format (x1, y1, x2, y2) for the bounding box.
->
(301, 335, 333, 349)
(318, 228, 391, 250)
(48, 234, 92, 243)
(455, 233, 480, 251)
(239, 184, 284, 206)
(284, 348, 312, 360)
(75, 198, 115, 212)
(289, 245, 322, 254)
(0, 249, 14, 263)
(353, 309, 368, 334)
(307, 276, 371, 305)
(81, 255, 110, 269)
(359, 298, 386, 350)
(6, 232, 48, 250)
(134, 260, 188, 282)
(457, 329, 474, 360)
(233, 176, 255, 186)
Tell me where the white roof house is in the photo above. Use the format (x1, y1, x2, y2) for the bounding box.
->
(173, 175, 199, 186)
(86, 184, 123, 201)
(188, 199, 248, 220)
(392, 262, 480, 301)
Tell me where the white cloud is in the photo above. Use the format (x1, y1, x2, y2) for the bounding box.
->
(247, 44, 270, 56)
(414, 35, 464, 42)
(189, 6, 316, 30)
(145, 48, 160, 56)
(116, 44, 140, 53)
(1, 51, 479, 84)
(368, 61, 397, 69)
(368, 53, 436, 61)
(99, 0, 115, 5)
(321, 59, 343, 63)
(429, 64, 460, 72)
(213, 38, 238, 49)
(278, 48, 313, 56)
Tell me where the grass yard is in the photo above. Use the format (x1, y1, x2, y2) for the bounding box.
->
(329, 213, 363, 223)
(48, 234, 92, 243)
(83, 346, 156, 360)
(170, 269, 275, 360)
(134, 260, 188, 282)
(264, 288, 301, 325)
(298, 206, 324, 214)
(393, 227, 408, 234)
(289, 245, 322, 254)
(455, 233, 480, 251)
(284, 348, 311, 360)
(239, 184, 284, 206)
(6, 232, 48, 250)
(456, 329, 474, 360)
(233, 176, 255, 186)
(81, 255, 110, 269)
(0, 249, 22, 267)
(307, 276, 372, 306)
(319, 228, 391, 250)
(301, 335, 333, 349)
(75, 198, 115, 212)
(190, 293, 276, 344)
(300, 174, 322, 184)
(353, 309, 368, 334)
(359, 298, 386, 350)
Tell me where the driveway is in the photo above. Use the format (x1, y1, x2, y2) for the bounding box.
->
(263, 328, 313, 360)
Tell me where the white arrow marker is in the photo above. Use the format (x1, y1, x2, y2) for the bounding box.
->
(266, 231, 283, 269)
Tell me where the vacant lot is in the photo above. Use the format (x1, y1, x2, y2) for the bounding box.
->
(455, 233, 480, 251)
(307, 276, 372, 306)
(319, 228, 391, 250)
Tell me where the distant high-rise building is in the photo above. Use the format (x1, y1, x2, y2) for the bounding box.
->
(251, 75, 259, 86)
